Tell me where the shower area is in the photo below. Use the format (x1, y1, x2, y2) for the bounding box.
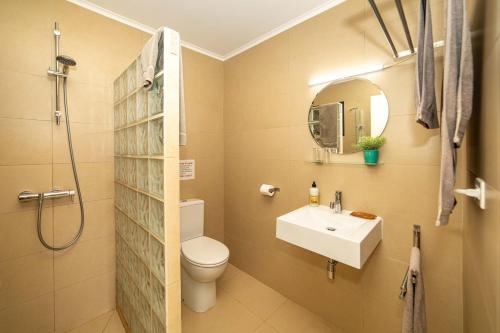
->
(0, 1, 180, 332)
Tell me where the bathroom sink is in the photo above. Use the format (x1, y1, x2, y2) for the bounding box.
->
(276, 205, 382, 269)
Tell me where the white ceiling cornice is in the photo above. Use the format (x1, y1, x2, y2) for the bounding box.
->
(66, 0, 345, 62)
(66, 0, 156, 34)
(222, 0, 345, 60)
(67, 0, 225, 60)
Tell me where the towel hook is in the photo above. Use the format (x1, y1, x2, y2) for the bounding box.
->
(399, 224, 421, 299)
(455, 177, 486, 209)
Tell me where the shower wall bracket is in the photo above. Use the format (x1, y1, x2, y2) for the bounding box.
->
(455, 177, 486, 210)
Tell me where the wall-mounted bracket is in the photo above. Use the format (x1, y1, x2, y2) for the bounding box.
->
(455, 177, 486, 210)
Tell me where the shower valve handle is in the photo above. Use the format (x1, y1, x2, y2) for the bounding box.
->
(18, 189, 75, 202)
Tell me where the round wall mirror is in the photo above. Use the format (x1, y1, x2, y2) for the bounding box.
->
(308, 78, 389, 154)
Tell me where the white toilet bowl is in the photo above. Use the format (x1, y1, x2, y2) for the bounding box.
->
(180, 235, 229, 312)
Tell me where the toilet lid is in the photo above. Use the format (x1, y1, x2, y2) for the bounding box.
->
(181, 236, 229, 267)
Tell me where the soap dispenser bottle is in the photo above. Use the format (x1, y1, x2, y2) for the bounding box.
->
(309, 181, 319, 206)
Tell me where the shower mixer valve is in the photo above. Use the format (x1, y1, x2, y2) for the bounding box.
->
(18, 189, 75, 202)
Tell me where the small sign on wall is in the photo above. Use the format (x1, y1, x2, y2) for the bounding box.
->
(180, 160, 195, 180)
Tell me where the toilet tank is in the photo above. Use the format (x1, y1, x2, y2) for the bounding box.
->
(180, 199, 204, 242)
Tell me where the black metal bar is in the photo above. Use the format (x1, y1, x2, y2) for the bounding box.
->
(367, 0, 399, 58)
(395, 0, 415, 53)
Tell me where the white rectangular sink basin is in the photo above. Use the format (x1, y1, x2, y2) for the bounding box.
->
(276, 205, 382, 269)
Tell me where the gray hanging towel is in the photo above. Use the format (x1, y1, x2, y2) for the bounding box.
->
(415, 0, 439, 129)
(436, 0, 474, 226)
(402, 247, 427, 333)
(452, 1, 473, 147)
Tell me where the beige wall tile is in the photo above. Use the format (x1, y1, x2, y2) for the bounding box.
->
(0, 209, 53, 262)
(53, 1, 146, 87)
(0, 22, 52, 76)
(0, 251, 53, 310)
(463, 1, 500, 332)
(53, 162, 114, 203)
(0, 118, 51, 165)
(62, 80, 113, 124)
(0, 293, 54, 333)
(0, 0, 56, 32)
(181, 48, 225, 242)
(53, 198, 114, 244)
(0, 164, 52, 214)
(54, 236, 115, 289)
(362, 296, 403, 333)
(0, 70, 52, 121)
(53, 122, 113, 163)
(55, 271, 115, 333)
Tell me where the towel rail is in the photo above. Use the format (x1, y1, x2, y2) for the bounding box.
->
(399, 224, 421, 299)
(395, 0, 415, 53)
(367, 0, 399, 58)
(367, 0, 415, 59)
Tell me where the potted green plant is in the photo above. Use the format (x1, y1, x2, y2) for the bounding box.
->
(355, 136, 386, 165)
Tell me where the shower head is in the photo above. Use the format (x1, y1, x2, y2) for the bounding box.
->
(56, 55, 77, 66)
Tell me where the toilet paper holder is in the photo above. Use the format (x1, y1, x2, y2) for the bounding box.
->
(259, 184, 280, 197)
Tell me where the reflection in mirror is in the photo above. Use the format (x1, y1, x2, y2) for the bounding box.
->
(308, 78, 389, 154)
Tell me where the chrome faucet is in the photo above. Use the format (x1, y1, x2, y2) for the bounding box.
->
(329, 191, 342, 213)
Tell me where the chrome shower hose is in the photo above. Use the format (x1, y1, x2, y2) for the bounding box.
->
(37, 76, 84, 251)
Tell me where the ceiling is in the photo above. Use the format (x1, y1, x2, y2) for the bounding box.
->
(69, 0, 346, 60)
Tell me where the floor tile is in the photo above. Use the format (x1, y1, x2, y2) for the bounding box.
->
(182, 289, 262, 333)
(218, 265, 286, 320)
(103, 311, 126, 333)
(66, 310, 113, 333)
(267, 300, 343, 333)
(255, 323, 279, 333)
(216, 263, 240, 286)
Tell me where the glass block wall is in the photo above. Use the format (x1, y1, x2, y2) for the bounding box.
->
(113, 32, 169, 333)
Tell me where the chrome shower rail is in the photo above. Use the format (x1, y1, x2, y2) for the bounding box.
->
(20, 22, 85, 251)
(399, 224, 421, 299)
(367, 0, 415, 59)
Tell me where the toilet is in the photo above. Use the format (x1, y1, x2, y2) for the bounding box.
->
(180, 199, 229, 312)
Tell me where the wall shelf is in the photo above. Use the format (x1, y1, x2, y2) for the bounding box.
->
(307, 160, 384, 166)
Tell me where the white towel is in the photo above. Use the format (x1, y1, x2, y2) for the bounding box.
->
(402, 247, 427, 333)
(141, 30, 187, 145)
(179, 48, 187, 146)
(140, 29, 162, 90)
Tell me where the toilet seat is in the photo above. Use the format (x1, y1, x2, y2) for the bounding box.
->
(181, 236, 229, 268)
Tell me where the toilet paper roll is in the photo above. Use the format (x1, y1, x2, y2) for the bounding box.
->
(260, 184, 276, 197)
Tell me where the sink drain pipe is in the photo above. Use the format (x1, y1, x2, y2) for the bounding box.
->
(327, 259, 338, 280)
